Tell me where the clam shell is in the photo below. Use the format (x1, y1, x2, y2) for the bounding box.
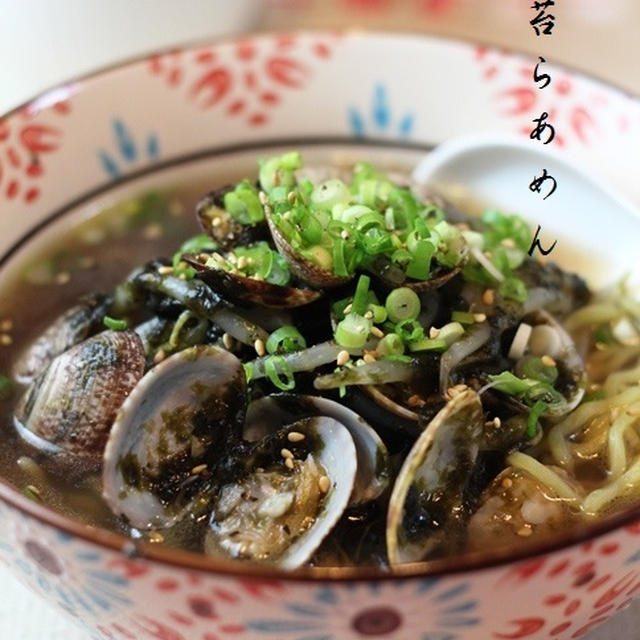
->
(13, 295, 108, 384)
(206, 415, 357, 569)
(184, 254, 322, 309)
(14, 330, 145, 468)
(245, 394, 390, 505)
(102, 345, 246, 530)
(386, 389, 484, 565)
(264, 209, 351, 288)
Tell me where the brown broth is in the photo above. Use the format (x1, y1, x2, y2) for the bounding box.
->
(0, 186, 201, 540)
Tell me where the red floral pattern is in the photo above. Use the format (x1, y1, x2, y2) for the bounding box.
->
(473, 45, 634, 149)
(147, 35, 338, 128)
(0, 100, 69, 204)
(493, 528, 640, 638)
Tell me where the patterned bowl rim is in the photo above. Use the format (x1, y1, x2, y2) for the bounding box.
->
(1, 28, 639, 582)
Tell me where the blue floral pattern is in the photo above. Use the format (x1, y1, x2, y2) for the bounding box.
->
(98, 118, 159, 179)
(348, 84, 414, 139)
(247, 578, 480, 639)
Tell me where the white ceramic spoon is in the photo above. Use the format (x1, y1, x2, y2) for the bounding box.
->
(412, 134, 640, 289)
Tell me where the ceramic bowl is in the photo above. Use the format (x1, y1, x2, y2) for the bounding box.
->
(1, 31, 640, 640)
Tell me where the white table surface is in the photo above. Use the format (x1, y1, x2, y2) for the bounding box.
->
(1, 2, 638, 638)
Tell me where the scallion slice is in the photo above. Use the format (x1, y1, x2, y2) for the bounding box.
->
(385, 287, 421, 323)
(266, 326, 307, 355)
(264, 355, 296, 390)
(335, 313, 372, 348)
(103, 316, 127, 331)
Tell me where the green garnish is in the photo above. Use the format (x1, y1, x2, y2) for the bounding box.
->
(521, 356, 558, 385)
(451, 311, 475, 325)
(408, 337, 448, 352)
(385, 287, 421, 323)
(526, 400, 548, 438)
(499, 276, 528, 303)
(103, 316, 127, 331)
(395, 319, 424, 343)
(377, 333, 405, 356)
(487, 371, 538, 396)
(266, 326, 307, 355)
(223, 180, 264, 224)
(352, 274, 371, 316)
(437, 321, 465, 346)
(335, 313, 372, 349)
(264, 355, 296, 391)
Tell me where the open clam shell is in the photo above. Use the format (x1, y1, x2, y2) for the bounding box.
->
(245, 394, 390, 506)
(386, 389, 484, 565)
(196, 188, 268, 251)
(264, 209, 351, 289)
(184, 254, 321, 309)
(205, 415, 357, 569)
(14, 330, 145, 468)
(102, 345, 246, 530)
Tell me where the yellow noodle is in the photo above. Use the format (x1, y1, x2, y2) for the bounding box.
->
(603, 363, 640, 396)
(583, 457, 640, 514)
(588, 345, 640, 382)
(565, 303, 623, 332)
(570, 413, 609, 459)
(507, 452, 580, 504)
(548, 387, 640, 467)
(607, 413, 636, 479)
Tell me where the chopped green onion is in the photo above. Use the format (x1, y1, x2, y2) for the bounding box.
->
(384, 354, 413, 363)
(523, 383, 564, 408)
(526, 400, 548, 438)
(172, 233, 218, 267)
(335, 313, 372, 349)
(437, 322, 465, 346)
(406, 238, 435, 280)
(385, 287, 421, 323)
(367, 303, 387, 324)
(521, 356, 558, 384)
(266, 326, 307, 355)
(377, 333, 405, 356)
(243, 362, 254, 383)
(352, 275, 371, 316)
(103, 316, 127, 331)
(223, 180, 264, 223)
(311, 179, 351, 211)
(264, 355, 296, 391)
(451, 311, 475, 325)
(259, 151, 302, 193)
(408, 337, 448, 352)
(499, 276, 528, 303)
(487, 371, 537, 396)
(395, 319, 424, 343)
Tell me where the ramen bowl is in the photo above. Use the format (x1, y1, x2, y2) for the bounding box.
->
(1, 31, 640, 640)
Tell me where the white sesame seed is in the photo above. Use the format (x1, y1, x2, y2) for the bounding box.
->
(55, 271, 71, 285)
(0, 319, 13, 332)
(364, 310, 374, 319)
(287, 431, 305, 443)
(318, 476, 331, 493)
(236, 256, 248, 270)
(153, 349, 166, 364)
(482, 289, 495, 305)
(371, 326, 384, 338)
(340, 230, 350, 240)
(254, 339, 266, 356)
(429, 327, 440, 339)
(517, 525, 533, 537)
(501, 238, 516, 249)
(541, 355, 556, 367)
(336, 350, 350, 366)
(191, 464, 207, 475)
(363, 353, 376, 364)
(493, 417, 502, 428)
(343, 303, 353, 314)
(222, 333, 234, 350)
(211, 217, 222, 227)
(158, 266, 174, 275)
(473, 313, 487, 323)
(284, 457, 295, 470)
(281, 448, 294, 460)
(0, 334, 13, 346)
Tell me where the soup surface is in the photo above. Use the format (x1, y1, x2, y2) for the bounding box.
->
(2, 151, 639, 570)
